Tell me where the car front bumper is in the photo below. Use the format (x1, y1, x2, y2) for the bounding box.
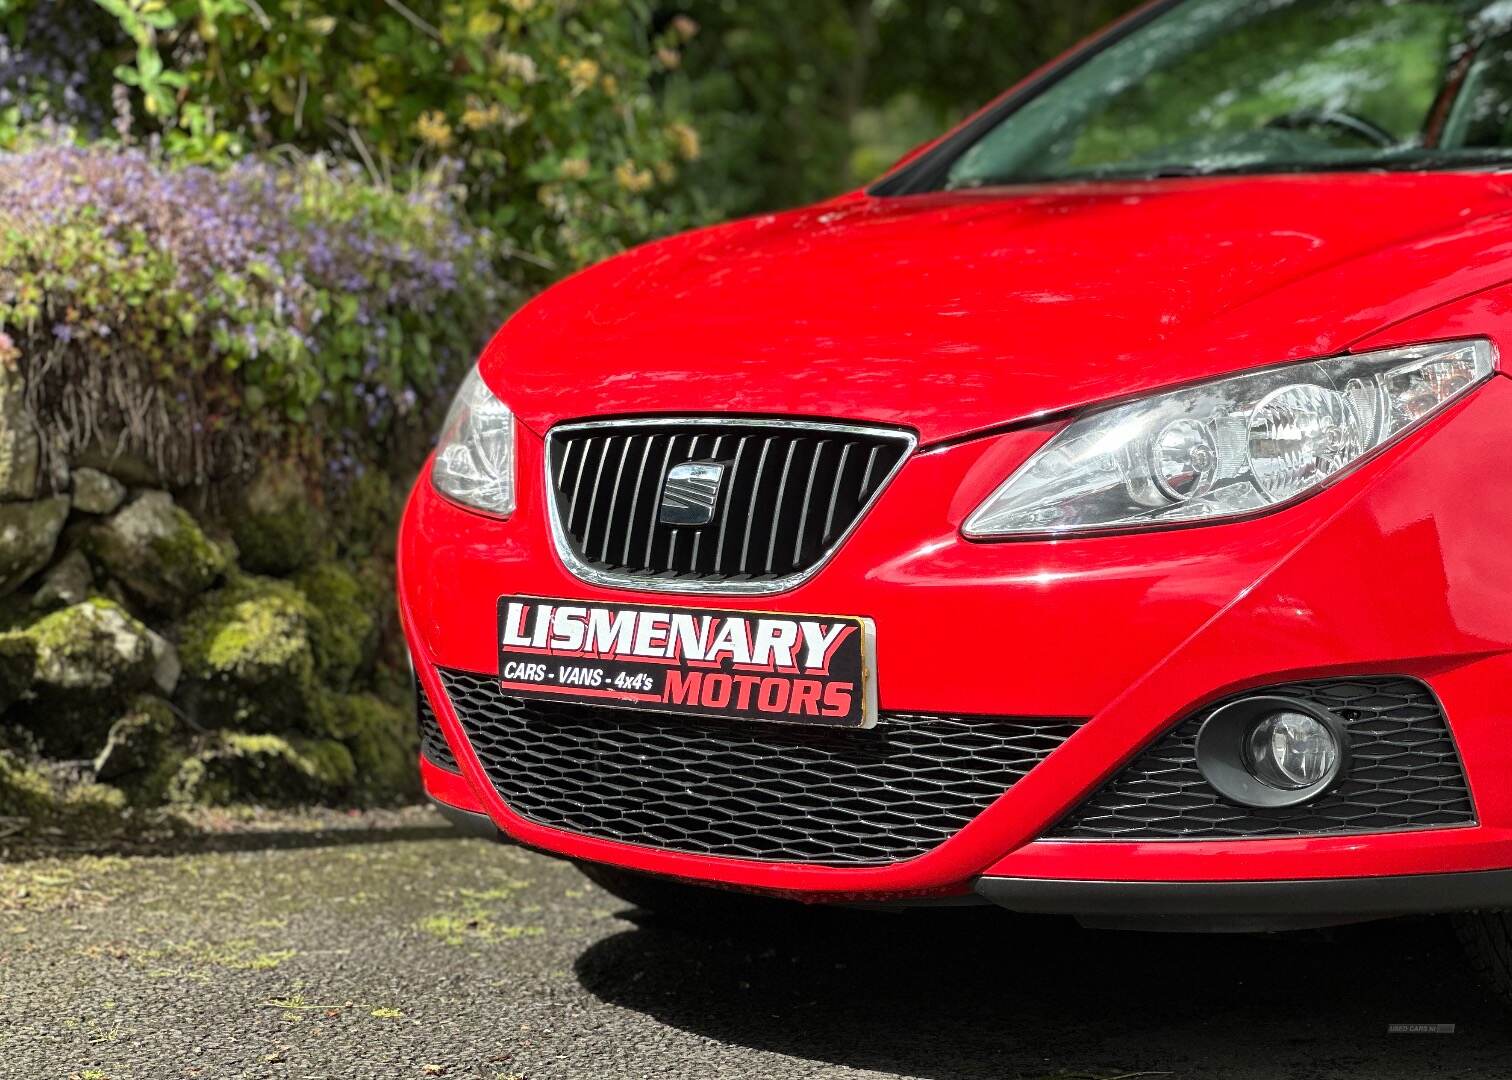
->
(399, 373, 1512, 908)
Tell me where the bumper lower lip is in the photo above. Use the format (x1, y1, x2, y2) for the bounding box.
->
(428, 797, 500, 841)
(975, 869, 1512, 919)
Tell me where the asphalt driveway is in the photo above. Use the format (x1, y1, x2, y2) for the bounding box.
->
(3, 808, 1510, 1079)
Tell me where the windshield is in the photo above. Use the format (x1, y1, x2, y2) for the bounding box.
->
(938, 0, 1512, 188)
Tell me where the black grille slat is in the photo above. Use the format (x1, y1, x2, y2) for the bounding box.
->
(765, 440, 802, 575)
(689, 435, 727, 573)
(713, 435, 749, 575)
(598, 436, 635, 565)
(645, 435, 678, 568)
(794, 440, 826, 565)
(417, 686, 459, 772)
(550, 421, 911, 585)
(859, 444, 882, 500)
(822, 442, 855, 544)
(1051, 677, 1475, 840)
(565, 436, 593, 535)
(579, 436, 615, 559)
(740, 436, 776, 574)
(441, 668, 1080, 865)
(621, 435, 659, 568)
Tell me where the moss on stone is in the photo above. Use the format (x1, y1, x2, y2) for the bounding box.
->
(33, 548, 94, 611)
(179, 577, 310, 680)
(330, 467, 403, 559)
(90, 492, 227, 613)
(94, 695, 179, 786)
(147, 505, 227, 593)
(25, 598, 157, 692)
(328, 692, 418, 804)
(168, 731, 355, 806)
(17, 599, 160, 756)
(294, 561, 377, 690)
(231, 461, 332, 576)
(0, 494, 69, 596)
(0, 750, 126, 826)
(176, 575, 322, 731)
(0, 748, 52, 817)
(56, 778, 128, 825)
(0, 629, 35, 709)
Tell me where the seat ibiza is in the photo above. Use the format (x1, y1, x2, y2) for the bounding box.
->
(401, 0, 1512, 1000)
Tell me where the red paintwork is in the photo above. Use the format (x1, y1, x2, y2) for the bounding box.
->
(493, 172, 1512, 448)
(405, 281, 1512, 898)
(420, 756, 482, 814)
(401, 79, 1512, 902)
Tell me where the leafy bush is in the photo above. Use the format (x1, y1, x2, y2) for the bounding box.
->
(88, 0, 709, 289)
(0, 142, 496, 486)
(675, 0, 1145, 216)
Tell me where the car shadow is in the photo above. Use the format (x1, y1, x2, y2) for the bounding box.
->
(575, 904, 1512, 1079)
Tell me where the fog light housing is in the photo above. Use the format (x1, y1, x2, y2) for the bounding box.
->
(1196, 695, 1350, 808)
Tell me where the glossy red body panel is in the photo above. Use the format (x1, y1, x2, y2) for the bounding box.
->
(407, 125, 1512, 898)
(420, 755, 483, 814)
(492, 173, 1512, 447)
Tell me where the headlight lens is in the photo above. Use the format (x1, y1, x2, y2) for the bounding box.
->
(430, 365, 516, 517)
(964, 339, 1495, 538)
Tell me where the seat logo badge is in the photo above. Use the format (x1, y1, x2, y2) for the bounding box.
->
(659, 461, 726, 526)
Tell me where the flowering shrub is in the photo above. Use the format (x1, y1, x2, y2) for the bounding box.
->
(86, 0, 709, 289)
(0, 143, 498, 486)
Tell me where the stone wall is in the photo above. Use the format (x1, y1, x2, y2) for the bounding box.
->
(0, 360, 417, 822)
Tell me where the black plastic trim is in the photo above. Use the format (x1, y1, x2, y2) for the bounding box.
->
(976, 869, 1512, 918)
(429, 798, 501, 841)
(1194, 694, 1350, 809)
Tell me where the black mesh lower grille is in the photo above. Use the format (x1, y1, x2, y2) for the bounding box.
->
(417, 685, 459, 772)
(1050, 677, 1474, 840)
(440, 668, 1080, 865)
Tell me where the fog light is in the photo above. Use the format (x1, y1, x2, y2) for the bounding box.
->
(1195, 694, 1350, 809)
(1246, 711, 1339, 790)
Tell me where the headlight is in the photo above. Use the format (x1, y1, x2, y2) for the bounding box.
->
(965, 339, 1495, 538)
(430, 364, 516, 517)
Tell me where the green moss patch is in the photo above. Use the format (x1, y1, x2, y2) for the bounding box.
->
(17, 599, 162, 756)
(294, 561, 377, 690)
(168, 731, 355, 806)
(0, 747, 52, 817)
(231, 461, 332, 576)
(325, 692, 418, 804)
(93, 695, 182, 804)
(90, 492, 227, 613)
(177, 576, 320, 731)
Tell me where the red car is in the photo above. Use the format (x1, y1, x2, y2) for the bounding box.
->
(401, 0, 1512, 1000)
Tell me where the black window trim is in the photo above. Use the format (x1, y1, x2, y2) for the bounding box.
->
(867, 0, 1191, 197)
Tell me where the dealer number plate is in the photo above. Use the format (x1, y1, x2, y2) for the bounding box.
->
(497, 595, 876, 729)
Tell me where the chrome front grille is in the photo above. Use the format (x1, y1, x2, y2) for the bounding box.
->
(545, 418, 914, 593)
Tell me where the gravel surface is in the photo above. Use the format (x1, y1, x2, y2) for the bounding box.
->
(3, 807, 1512, 1079)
